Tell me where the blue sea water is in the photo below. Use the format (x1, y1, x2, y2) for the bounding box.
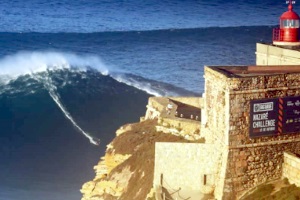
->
(0, 0, 294, 199)
(0, 0, 286, 32)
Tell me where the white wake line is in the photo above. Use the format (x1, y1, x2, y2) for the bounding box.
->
(48, 90, 100, 145)
(31, 73, 100, 146)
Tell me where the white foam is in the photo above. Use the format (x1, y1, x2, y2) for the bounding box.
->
(112, 73, 162, 96)
(0, 51, 109, 82)
(0, 51, 167, 96)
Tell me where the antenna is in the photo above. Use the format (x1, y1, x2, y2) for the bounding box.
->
(286, 0, 296, 10)
(286, 0, 296, 4)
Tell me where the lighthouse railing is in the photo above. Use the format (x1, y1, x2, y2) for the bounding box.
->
(273, 27, 283, 41)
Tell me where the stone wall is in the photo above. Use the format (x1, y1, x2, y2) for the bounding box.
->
(224, 141, 300, 199)
(145, 97, 168, 120)
(156, 117, 201, 140)
(283, 152, 300, 187)
(256, 43, 300, 65)
(169, 97, 203, 108)
(227, 74, 300, 146)
(204, 66, 300, 199)
(202, 67, 231, 200)
(203, 67, 230, 145)
(226, 74, 300, 199)
(144, 97, 203, 140)
(145, 97, 203, 120)
(153, 143, 218, 195)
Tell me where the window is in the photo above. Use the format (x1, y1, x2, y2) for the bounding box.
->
(281, 19, 300, 28)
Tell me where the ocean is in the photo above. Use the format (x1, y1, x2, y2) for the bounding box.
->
(0, 0, 289, 199)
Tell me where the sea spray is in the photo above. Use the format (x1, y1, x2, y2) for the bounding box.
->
(0, 51, 194, 97)
(31, 71, 100, 145)
(0, 51, 109, 82)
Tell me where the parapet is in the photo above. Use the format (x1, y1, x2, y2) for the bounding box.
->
(206, 65, 300, 91)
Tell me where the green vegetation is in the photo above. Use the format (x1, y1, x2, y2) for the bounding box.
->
(242, 180, 300, 200)
(272, 184, 300, 200)
(242, 184, 275, 200)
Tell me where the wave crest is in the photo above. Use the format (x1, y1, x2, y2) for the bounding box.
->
(0, 51, 197, 97)
(0, 51, 109, 82)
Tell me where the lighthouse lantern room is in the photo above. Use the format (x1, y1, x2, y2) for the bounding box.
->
(273, 0, 300, 46)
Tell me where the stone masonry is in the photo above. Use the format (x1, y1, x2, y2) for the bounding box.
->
(145, 97, 202, 140)
(203, 66, 300, 199)
(283, 152, 300, 187)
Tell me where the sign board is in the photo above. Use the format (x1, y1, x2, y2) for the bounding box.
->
(281, 96, 300, 133)
(250, 98, 278, 137)
(250, 96, 300, 138)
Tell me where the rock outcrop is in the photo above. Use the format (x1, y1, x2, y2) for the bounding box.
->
(80, 120, 192, 200)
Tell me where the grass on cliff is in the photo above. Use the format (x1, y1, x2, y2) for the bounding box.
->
(103, 119, 204, 200)
(241, 179, 300, 200)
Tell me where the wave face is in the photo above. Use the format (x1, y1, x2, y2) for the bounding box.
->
(0, 50, 166, 144)
(0, 0, 288, 32)
(0, 25, 273, 199)
(0, 68, 150, 200)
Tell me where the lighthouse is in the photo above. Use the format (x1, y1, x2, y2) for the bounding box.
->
(273, 0, 300, 46)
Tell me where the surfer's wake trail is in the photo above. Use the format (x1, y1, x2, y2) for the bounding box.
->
(31, 71, 100, 145)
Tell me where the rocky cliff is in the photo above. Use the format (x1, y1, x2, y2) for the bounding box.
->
(80, 119, 192, 200)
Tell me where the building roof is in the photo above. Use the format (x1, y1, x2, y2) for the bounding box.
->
(208, 65, 300, 78)
(280, 3, 300, 20)
(281, 10, 300, 20)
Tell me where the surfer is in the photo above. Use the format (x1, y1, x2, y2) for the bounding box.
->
(89, 137, 101, 145)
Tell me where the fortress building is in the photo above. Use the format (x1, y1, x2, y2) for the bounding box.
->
(150, 1, 300, 199)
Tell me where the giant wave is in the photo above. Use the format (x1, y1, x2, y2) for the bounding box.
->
(0, 54, 151, 200)
(0, 51, 196, 96)
(0, 51, 196, 144)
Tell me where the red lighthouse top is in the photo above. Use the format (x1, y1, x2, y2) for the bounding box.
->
(280, 1, 300, 20)
(273, 0, 300, 46)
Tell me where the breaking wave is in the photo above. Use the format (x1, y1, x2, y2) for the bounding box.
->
(0, 51, 109, 83)
(0, 51, 197, 144)
(0, 51, 196, 96)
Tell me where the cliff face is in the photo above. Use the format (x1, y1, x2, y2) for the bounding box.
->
(80, 120, 191, 200)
